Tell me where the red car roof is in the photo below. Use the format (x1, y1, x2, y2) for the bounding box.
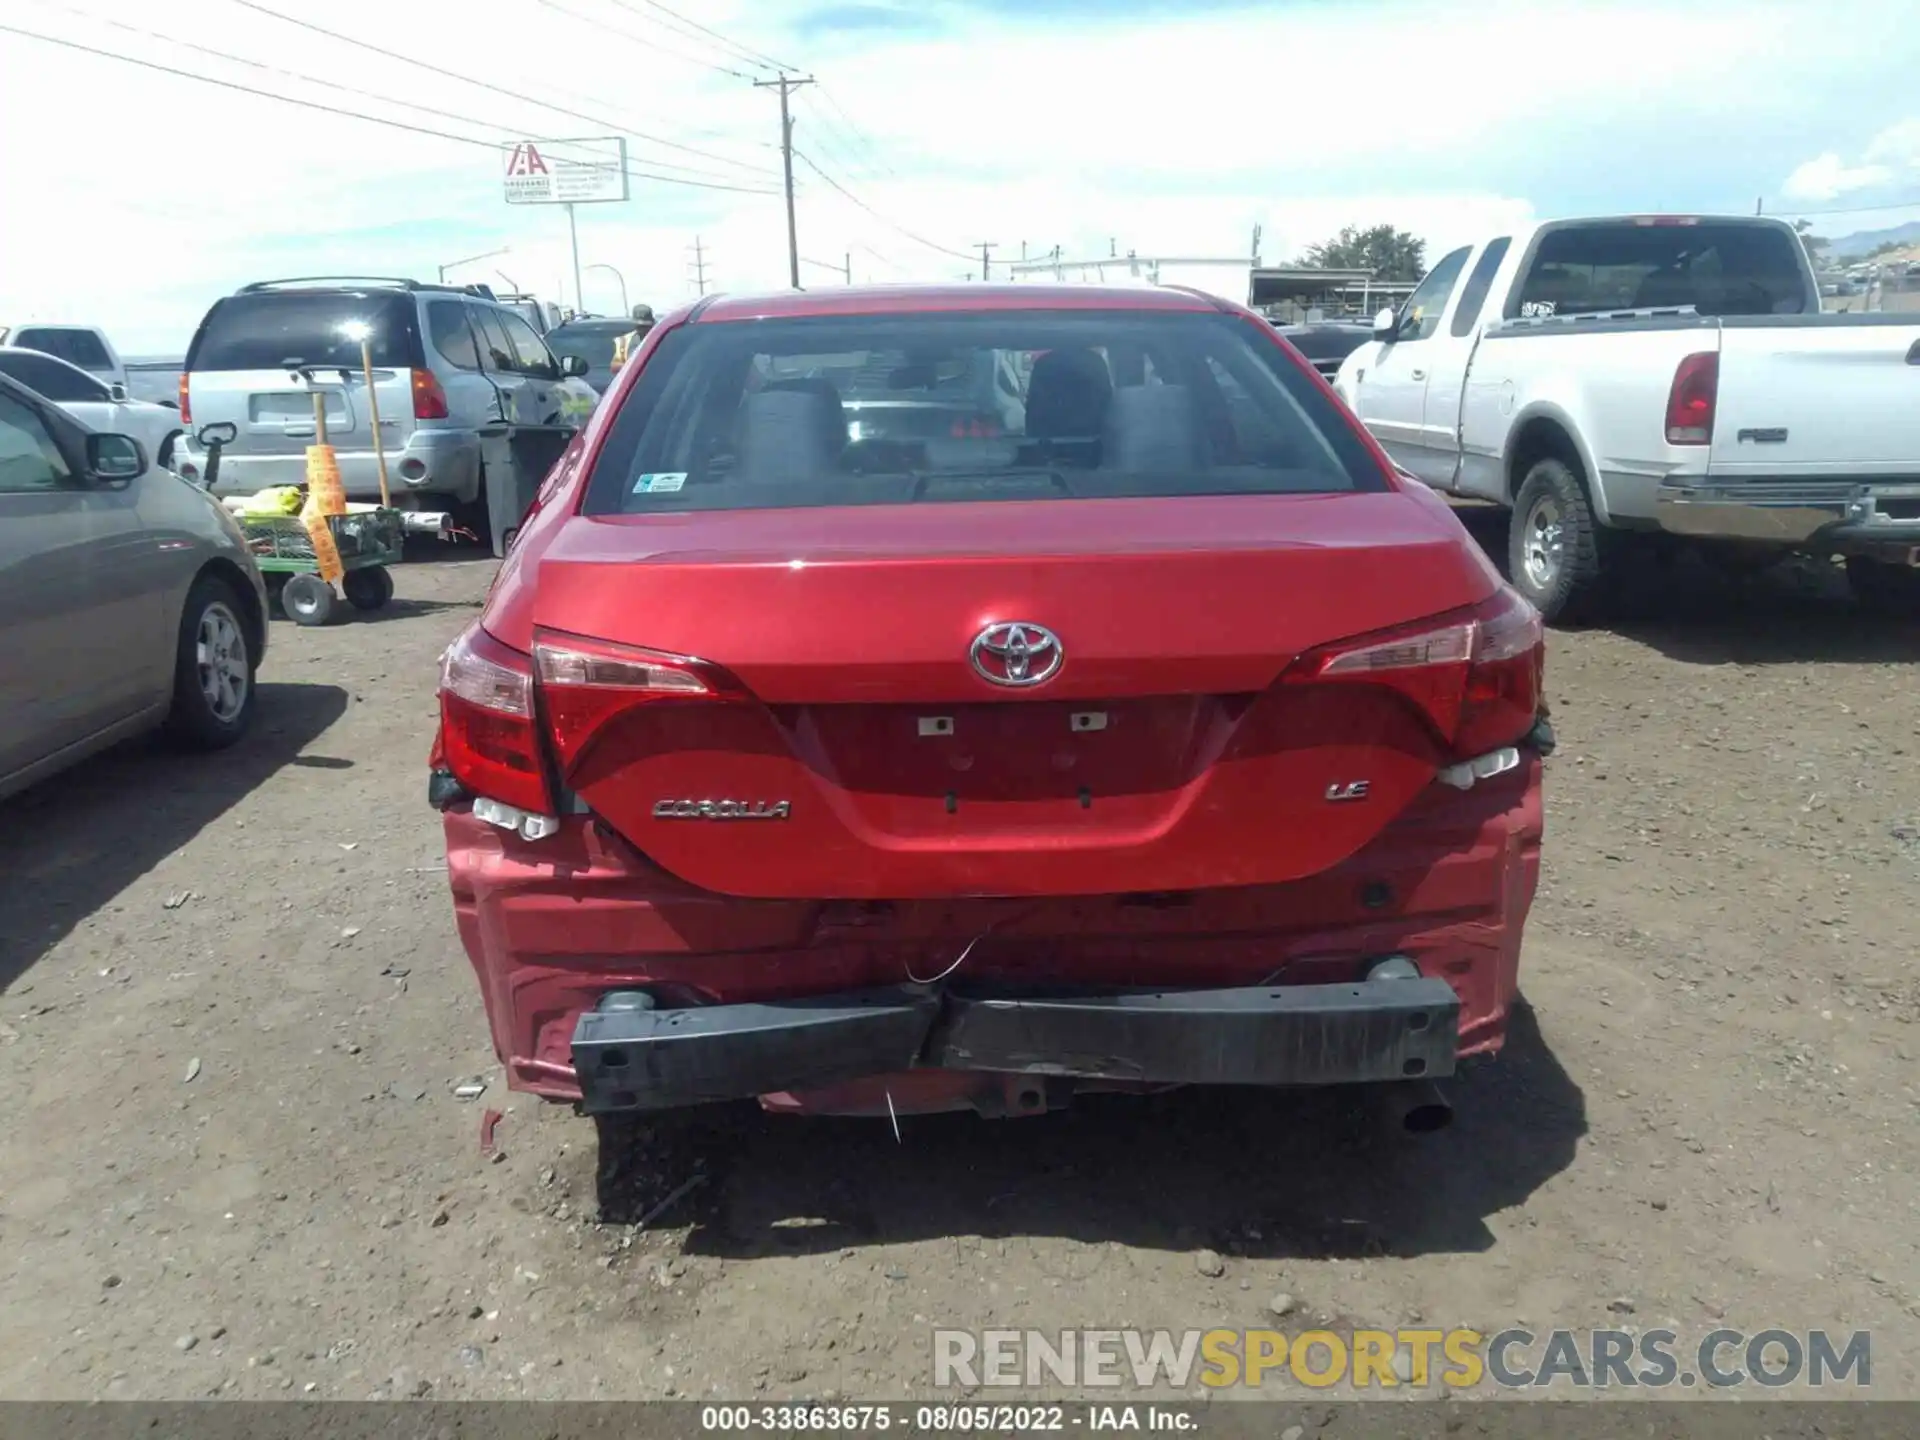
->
(694, 283, 1227, 323)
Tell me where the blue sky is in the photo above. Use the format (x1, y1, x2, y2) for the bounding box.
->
(3, 0, 1916, 351)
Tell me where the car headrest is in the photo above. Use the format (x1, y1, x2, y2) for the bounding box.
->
(1024, 348, 1112, 439)
(739, 380, 846, 482)
(1102, 384, 1204, 471)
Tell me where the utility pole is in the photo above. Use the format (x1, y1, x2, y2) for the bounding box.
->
(755, 73, 815, 289)
(1251, 223, 1263, 265)
(689, 235, 710, 295)
(976, 242, 997, 281)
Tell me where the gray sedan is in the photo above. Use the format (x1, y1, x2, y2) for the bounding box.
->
(0, 371, 269, 801)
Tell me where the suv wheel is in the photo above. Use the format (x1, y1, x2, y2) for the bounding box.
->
(165, 575, 257, 749)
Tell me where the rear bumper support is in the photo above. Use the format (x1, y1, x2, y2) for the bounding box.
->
(1656, 477, 1920, 549)
(571, 976, 1461, 1115)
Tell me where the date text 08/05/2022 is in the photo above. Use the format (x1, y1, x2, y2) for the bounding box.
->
(700, 1405, 1192, 1432)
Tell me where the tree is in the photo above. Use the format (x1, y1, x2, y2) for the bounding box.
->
(1300, 225, 1427, 281)
(1792, 218, 1830, 258)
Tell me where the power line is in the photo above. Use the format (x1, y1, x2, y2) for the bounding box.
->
(790, 149, 975, 263)
(1778, 195, 1920, 219)
(812, 85, 903, 184)
(533, 0, 755, 81)
(796, 92, 890, 188)
(0, 18, 779, 195)
(610, 0, 796, 74)
(33, 0, 754, 187)
(225, 0, 774, 181)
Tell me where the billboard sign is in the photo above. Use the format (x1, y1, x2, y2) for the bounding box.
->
(503, 138, 630, 205)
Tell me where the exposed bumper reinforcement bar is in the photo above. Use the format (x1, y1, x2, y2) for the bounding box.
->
(571, 976, 1462, 1114)
(1656, 478, 1920, 548)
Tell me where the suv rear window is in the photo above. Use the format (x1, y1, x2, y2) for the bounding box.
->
(188, 291, 418, 371)
(583, 311, 1386, 515)
(547, 321, 634, 371)
(15, 327, 111, 371)
(1512, 222, 1809, 318)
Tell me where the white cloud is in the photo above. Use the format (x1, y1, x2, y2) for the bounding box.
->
(2, 0, 1916, 351)
(1862, 116, 1920, 170)
(1781, 115, 1920, 202)
(1783, 153, 1896, 202)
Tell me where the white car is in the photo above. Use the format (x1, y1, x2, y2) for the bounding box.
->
(0, 322, 127, 391)
(0, 346, 184, 470)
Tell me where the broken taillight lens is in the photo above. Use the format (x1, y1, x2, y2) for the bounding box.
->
(533, 630, 747, 770)
(1283, 586, 1544, 760)
(437, 624, 553, 815)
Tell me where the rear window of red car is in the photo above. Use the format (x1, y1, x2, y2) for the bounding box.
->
(582, 310, 1388, 514)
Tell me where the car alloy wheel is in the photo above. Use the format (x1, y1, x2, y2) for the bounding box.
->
(197, 601, 249, 722)
(1521, 493, 1564, 592)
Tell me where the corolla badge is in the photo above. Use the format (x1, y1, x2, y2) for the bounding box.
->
(652, 799, 791, 820)
(970, 622, 1063, 687)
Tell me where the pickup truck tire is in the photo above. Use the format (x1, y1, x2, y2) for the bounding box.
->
(1846, 556, 1920, 617)
(1510, 459, 1609, 624)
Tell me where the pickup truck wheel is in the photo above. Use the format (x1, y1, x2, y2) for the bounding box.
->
(1846, 555, 1920, 617)
(1510, 460, 1607, 624)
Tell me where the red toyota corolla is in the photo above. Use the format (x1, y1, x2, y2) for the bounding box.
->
(431, 284, 1547, 1138)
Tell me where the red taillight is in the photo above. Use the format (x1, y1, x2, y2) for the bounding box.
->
(178, 373, 192, 426)
(1283, 586, 1544, 760)
(412, 368, 450, 420)
(1665, 352, 1718, 445)
(437, 624, 552, 815)
(533, 630, 746, 770)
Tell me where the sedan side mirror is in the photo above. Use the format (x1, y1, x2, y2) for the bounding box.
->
(559, 353, 590, 379)
(108, 381, 129, 401)
(87, 432, 146, 485)
(1372, 306, 1399, 341)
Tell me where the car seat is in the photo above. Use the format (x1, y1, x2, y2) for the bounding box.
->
(737, 378, 847, 484)
(1024, 348, 1113, 440)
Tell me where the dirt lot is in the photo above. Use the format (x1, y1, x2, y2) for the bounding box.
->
(2, 534, 1917, 1403)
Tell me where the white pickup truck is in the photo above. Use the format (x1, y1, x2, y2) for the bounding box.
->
(1333, 214, 1920, 620)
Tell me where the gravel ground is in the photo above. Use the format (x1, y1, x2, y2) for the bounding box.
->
(1, 532, 1916, 1403)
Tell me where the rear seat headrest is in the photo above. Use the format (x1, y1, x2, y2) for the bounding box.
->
(1102, 384, 1203, 471)
(739, 381, 846, 481)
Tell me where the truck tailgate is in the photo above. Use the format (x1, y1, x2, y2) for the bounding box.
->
(1710, 317, 1920, 477)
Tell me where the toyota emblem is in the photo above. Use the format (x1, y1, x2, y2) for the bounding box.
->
(970, 622, 1062, 687)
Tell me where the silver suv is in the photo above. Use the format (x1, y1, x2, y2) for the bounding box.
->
(172, 277, 599, 523)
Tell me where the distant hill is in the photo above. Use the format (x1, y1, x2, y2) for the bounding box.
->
(1826, 220, 1920, 259)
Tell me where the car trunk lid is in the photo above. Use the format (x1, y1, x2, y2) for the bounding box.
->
(527, 493, 1505, 899)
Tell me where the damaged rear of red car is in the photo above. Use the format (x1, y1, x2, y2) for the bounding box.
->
(432, 284, 1547, 1130)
